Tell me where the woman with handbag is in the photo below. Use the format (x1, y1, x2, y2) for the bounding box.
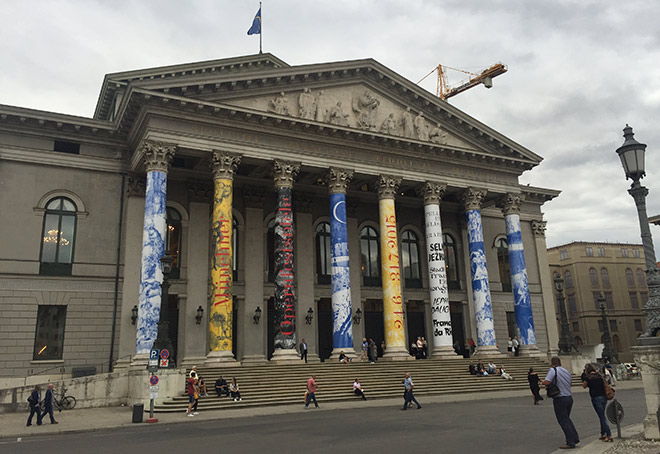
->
(581, 363, 613, 442)
(527, 368, 544, 405)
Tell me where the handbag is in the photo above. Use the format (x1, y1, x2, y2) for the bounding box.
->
(193, 392, 199, 400)
(546, 367, 561, 398)
(602, 376, 615, 400)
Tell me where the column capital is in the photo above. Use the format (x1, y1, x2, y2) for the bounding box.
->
(140, 140, 176, 173)
(126, 173, 146, 198)
(531, 220, 547, 237)
(461, 187, 487, 211)
(272, 159, 301, 189)
(497, 193, 524, 216)
(186, 180, 213, 203)
(417, 181, 447, 205)
(326, 167, 354, 194)
(211, 150, 242, 180)
(376, 175, 402, 200)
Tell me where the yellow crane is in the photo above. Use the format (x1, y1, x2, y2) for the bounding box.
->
(417, 62, 508, 100)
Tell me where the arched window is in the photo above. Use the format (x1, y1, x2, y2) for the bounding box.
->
(637, 269, 647, 288)
(166, 207, 182, 279)
(600, 268, 610, 287)
(564, 271, 573, 289)
(40, 197, 77, 275)
(401, 230, 422, 288)
(266, 218, 276, 282)
(360, 226, 380, 286)
(575, 336, 583, 347)
(626, 268, 635, 287)
(496, 237, 512, 292)
(316, 222, 331, 285)
(443, 233, 459, 290)
(232, 218, 238, 281)
(612, 334, 621, 352)
(589, 268, 599, 287)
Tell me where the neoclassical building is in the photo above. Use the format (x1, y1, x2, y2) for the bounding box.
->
(0, 54, 560, 376)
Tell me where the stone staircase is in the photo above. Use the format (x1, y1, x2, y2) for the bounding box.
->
(154, 357, 580, 413)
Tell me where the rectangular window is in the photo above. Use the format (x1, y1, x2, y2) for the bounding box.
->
(567, 295, 577, 316)
(33, 305, 67, 360)
(604, 292, 614, 310)
(593, 292, 602, 310)
(585, 247, 593, 257)
(572, 322, 579, 332)
(597, 319, 605, 332)
(53, 140, 80, 154)
(630, 292, 639, 309)
(635, 319, 643, 331)
(559, 249, 568, 260)
(632, 249, 641, 258)
(597, 247, 605, 257)
(609, 319, 618, 332)
(621, 248, 629, 257)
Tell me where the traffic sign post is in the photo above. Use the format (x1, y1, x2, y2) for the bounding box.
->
(146, 374, 159, 423)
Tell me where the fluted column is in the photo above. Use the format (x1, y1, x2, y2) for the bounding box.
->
(327, 168, 355, 357)
(461, 187, 501, 357)
(377, 175, 409, 360)
(135, 141, 175, 355)
(206, 151, 241, 365)
(271, 160, 301, 363)
(419, 182, 458, 358)
(499, 193, 541, 356)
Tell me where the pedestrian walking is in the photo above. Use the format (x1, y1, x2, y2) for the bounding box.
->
(527, 368, 544, 405)
(542, 357, 579, 449)
(26, 385, 42, 427)
(300, 338, 308, 363)
(401, 373, 421, 410)
(41, 383, 58, 424)
(353, 378, 367, 400)
(581, 363, 613, 442)
(361, 338, 368, 361)
(304, 375, 319, 409)
(186, 375, 198, 417)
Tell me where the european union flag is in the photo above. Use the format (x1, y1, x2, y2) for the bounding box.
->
(247, 8, 261, 35)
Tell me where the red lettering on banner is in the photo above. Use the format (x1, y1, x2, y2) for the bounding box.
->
(280, 320, 294, 335)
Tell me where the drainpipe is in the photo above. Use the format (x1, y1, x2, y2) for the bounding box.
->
(108, 173, 126, 372)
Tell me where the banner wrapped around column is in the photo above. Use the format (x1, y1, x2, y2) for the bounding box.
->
(209, 178, 233, 352)
(136, 170, 167, 354)
(379, 198, 405, 350)
(330, 192, 353, 349)
(505, 213, 536, 345)
(274, 186, 296, 350)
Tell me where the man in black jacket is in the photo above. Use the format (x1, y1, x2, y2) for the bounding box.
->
(41, 383, 58, 424)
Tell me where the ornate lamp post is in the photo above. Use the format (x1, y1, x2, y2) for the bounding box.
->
(151, 252, 175, 368)
(598, 292, 619, 363)
(554, 276, 575, 354)
(616, 125, 660, 342)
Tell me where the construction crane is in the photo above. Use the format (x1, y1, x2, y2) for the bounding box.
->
(417, 62, 508, 100)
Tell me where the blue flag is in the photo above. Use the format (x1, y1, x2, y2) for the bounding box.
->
(247, 8, 261, 35)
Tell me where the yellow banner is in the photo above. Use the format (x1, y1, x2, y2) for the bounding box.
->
(379, 198, 405, 349)
(209, 178, 233, 352)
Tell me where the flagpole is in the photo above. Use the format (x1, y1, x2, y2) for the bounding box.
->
(259, 1, 263, 54)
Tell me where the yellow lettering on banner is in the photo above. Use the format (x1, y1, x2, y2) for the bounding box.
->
(209, 178, 234, 352)
(379, 198, 405, 349)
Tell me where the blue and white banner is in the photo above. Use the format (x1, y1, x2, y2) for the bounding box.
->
(330, 192, 353, 349)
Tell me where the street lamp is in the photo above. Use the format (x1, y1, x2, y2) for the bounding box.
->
(353, 308, 362, 325)
(305, 307, 314, 325)
(598, 292, 619, 363)
(554, 275, 576, 354)
(616, 125, 660, 341)
(151, 252, 175, 368)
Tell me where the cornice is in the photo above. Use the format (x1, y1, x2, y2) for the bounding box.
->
(0, 145, 126, 173)
(521, 185, 561, 204)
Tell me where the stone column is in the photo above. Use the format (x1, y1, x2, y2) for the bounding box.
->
(271, 159, 301, 363)
(633, 344, 660, 439)
(347, 208, 364, 354)
(499, 193, 542, 356)
(532, 220, 560, 355)
(419, 182, 458, 358)
(327, 168, 355, 357)
(135, 141, 175, 357)
(206, 151, 241, 365)
(377, 175, 409, 360)
(461, 187, 501, 357)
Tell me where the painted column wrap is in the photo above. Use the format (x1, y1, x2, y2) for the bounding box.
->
(505, 213, 536, 345)
(136, 170, 167, 354)
(424, 203, 452, 347)
(209, 178, 234, 351)
(274, 186, 296, 349)
(379, 197, 405, 349)
(330, 192, 353, 349)
(466, 208, 496, 346)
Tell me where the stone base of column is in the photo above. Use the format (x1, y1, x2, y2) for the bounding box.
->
(270, 348, 301, 364)
(329, 348, 357, 362)
(382, 346, 414, 361)
(179, 356, 208, 370)
(205, 350, 241, 367)
(430, 346, 461, 359)
(240, 354, 269, 365)
(473, 345, 505, 359)
(633, 341, 660, 440)
(518, 344, 545, 358)
(129, 353, 149, 369)
(113, 355, 133, 371)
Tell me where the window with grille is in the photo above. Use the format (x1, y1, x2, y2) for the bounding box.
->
(40, 197, 77, 276)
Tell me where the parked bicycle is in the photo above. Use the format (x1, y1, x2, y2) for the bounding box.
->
(54, 387, 76, 411)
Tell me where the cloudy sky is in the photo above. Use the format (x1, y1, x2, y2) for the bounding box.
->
(2, 0, 659, 254)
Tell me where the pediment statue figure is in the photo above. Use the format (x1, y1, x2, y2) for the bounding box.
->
(315, 90, 329, 122)
(352, 89, 380, 130)
(269, 92, 290, 116)
(399, 107, 414, 139)
(380, 113, 398, 135)
(414, 111, 429, 141)
(298, 88, 316, 120)
(328, 101, 350, 126)
(429, 123, 448, 144)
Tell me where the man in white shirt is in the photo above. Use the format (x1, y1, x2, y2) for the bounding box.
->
(542, 357, 579, 449)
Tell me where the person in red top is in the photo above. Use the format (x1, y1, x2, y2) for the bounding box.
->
(186, 377, 198, 417)
(304, 375, 319, 409)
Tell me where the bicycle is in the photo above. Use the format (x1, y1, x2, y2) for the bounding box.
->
(54, 387, 76, 411)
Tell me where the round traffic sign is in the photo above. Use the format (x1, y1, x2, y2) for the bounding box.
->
(160, 349, 170, 360)
(150, 375, 159, 386)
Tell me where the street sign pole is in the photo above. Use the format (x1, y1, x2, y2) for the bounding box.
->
(146, 373, 159, 423)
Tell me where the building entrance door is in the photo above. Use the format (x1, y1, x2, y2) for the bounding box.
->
(267, 297, 275, 360)
(406, 300, 426, 352)
(317, 298, 332, 361)
(450, 302, 466, 357)
(364, 299, 384, 357)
